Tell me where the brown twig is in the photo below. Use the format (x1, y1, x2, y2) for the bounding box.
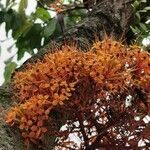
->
(88, 112, 127, 149)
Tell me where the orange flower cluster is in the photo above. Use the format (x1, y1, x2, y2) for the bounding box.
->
(6, 95, 49, 142)
(5, 37, 150, 146)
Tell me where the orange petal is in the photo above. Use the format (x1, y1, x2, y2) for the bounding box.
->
(31, 125, 38, 132)
(29, 131, 35, 138)
(41, 127, 47, 133)
(37, 120, 43, 127)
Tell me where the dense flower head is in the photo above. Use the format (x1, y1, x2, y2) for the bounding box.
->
(5, 38, 150, 148)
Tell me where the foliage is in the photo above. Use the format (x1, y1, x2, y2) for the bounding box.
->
(0, 0, 86, 84)
(4, 61, 17, 83)
(131, 0, 150, 46)
(0, 0, 85, 60)
(0, 0, 150, 84)
(5, 38, 150, 149)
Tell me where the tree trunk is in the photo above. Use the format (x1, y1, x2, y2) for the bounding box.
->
(0, 0, 134, 149)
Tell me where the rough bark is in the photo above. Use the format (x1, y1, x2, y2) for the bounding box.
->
(0, 0, 134, 149)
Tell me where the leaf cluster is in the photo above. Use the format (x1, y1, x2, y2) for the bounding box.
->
(131, 0, 150, 46)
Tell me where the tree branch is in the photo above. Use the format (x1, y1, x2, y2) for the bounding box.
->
(89, 112, 127, 150)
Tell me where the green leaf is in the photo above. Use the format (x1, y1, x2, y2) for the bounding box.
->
(130, 26, 140, 34)
(139, 9, 147, 13)
(144, 7, 150, 11)
(133, 1, 140, 9)
(4, 9, 23, 34)
(135, 12, 141, 21)
(141, 0, 147, 3)
(13, 21, 33, 39)
(16, 23, 43, 60)
(43, 18, 56, 38)
(139, 23, 147, 32)
(0, 11, 5, 24)
(34, 8, 50, 22)
(130, 26, 137, 34)
(17, 48, 27, 60)
(4, 62, 17, 83)
(19, 0, 28, 15)
(4, 12, 13, 33)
